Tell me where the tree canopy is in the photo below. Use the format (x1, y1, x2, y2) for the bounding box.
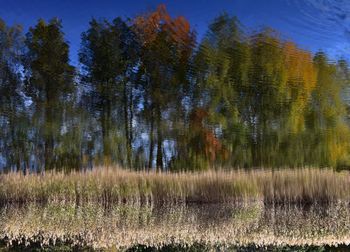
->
(1, 5, 350, 172)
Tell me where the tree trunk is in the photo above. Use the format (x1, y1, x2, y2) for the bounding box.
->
(102, 95, 112, 164)
(129, 89, 134, 166)
(44, 83, 55, 171)
(123, 81, 132, 168)
(156, 104, 163, 171)
(44, 106, 54, 170)
(148, 108, 154, 170)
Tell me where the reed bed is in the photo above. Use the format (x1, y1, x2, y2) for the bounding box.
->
(0, 167, 350, 204)
(2, 202, 350, 250)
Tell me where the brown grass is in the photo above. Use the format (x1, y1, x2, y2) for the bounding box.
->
(2, 202, 350, 249)
(0, 167, 350, 204)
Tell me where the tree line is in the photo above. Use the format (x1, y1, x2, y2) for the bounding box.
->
(1, 4, 350, 172)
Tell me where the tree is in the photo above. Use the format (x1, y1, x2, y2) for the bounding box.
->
(24, 18, 75, 171)
(0, 19, 28, 172)
(304, 52, 350, 168)
(79, 17, 139, 166)
(2, 6, 350, 172)
(134, 4, 195, 170)
(185, 14, 249, 169)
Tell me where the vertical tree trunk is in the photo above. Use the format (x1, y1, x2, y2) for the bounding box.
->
(148, 108, 154, 170)
(44, 103, 54, 170)
(123, 81, 132, 168)
(44, 135, 54, 170)
(102, 109, 107, 161)
(44, 82, 56, 171)
(101, 81, 112, 165)
(156, 104, 163, 171)
(129, 89, 134, 166)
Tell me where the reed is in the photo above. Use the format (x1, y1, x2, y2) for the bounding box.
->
(2, 202, 350, 250)
(0, 167, 349, 204)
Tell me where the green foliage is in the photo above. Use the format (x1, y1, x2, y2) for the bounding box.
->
(1, 6, 350, 171)
(79, 17, 140, 167)
(134, 5, 195, 170)
(0, 19, 29, 172)
(24, 18, 76, 171)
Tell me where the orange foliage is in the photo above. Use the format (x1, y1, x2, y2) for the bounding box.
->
(283, 42, 316, 93)
(190, 108, 226, 162)
(134, 4, 194, 50)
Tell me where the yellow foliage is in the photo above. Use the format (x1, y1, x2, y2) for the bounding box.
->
(283, 42, 317, 132)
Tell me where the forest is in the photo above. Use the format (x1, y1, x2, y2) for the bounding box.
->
(1, 4, 350, 172)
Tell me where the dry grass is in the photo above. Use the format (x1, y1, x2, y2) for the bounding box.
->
(2, 202, 350, 249)
(0, 167, 350, 204)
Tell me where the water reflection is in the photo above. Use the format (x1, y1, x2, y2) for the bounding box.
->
(1, 203, 350, 250)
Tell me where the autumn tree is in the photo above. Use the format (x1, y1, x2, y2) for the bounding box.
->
(134, 4, 195, 170)
(303, 52, 350, 167)
(1, 6, 350, 172)
(185, 14, 249, 169)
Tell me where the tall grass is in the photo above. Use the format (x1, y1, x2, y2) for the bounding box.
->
(2, 202, 350, 249)
(0, 167, 350, 204)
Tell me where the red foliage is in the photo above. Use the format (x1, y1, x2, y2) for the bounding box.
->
(134, 4, 194, 50)
(190, 108, 225, 162)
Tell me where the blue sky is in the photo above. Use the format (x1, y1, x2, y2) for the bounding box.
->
(1, 0, 349, 64)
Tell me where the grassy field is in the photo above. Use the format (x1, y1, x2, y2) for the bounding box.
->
(1, 167, 350, 204)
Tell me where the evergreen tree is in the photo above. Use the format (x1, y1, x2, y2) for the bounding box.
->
(24, 18, 75, 171)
